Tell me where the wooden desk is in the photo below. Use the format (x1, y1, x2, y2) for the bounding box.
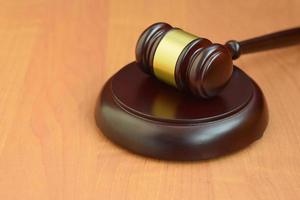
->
(0, 0, 299, 199)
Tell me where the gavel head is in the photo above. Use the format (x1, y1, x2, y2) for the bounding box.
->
(135, 22, 233, 98)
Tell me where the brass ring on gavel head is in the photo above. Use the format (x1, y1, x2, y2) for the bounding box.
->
(153, 29, 198, 87)
(135, 22, 233, 98)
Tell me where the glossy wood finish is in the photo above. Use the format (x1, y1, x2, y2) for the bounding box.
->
(136, 23, 233, 98)
(1, 0, 300, 199)
(96, 62, 268, 160)
(226, 27, 300, 59)
(137, 23, 300, 98)
(112, 63, 253, 121)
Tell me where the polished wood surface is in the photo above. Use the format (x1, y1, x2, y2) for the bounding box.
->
(96, 63, 268, 160)
(135, 22, 234, 98)
(0, 0, 299, 199)
(237, 27, 300, 55)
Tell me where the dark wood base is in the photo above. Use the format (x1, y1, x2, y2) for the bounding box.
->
(95, 62, 268, 161)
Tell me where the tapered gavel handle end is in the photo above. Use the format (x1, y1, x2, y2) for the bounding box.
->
(225, 27, 300, 60)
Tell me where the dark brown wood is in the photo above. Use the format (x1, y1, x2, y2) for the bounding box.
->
(135, 22, 172, 74)
(186, 44, 233, 97)
(175, 38, 211, 91)
(95, 62, 269, 160)
(226, 27, 300, 59)
(136, 23, 300, 98)
(136, 22, 233, 99)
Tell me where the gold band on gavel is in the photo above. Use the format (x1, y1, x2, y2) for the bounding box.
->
(153, 29, 198, 86)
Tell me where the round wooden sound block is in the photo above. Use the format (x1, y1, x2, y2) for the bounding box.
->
(95, 62, 268, 160)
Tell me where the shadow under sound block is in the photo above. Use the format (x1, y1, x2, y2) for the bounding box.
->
(95, 62, 268, 161)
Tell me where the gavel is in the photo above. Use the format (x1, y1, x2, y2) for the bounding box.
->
(136, 22, 300, 98)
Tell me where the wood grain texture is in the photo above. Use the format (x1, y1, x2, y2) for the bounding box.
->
(0, 0, 299, 199)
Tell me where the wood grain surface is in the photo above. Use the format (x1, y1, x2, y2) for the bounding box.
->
(0, 0, 299, 199)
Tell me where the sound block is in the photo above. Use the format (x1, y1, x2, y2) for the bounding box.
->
(95, 62, 268, 160)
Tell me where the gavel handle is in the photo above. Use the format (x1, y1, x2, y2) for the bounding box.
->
(225, 27, 300, 59)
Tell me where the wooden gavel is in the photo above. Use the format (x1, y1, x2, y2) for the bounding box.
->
(136, 22, 300, 98)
